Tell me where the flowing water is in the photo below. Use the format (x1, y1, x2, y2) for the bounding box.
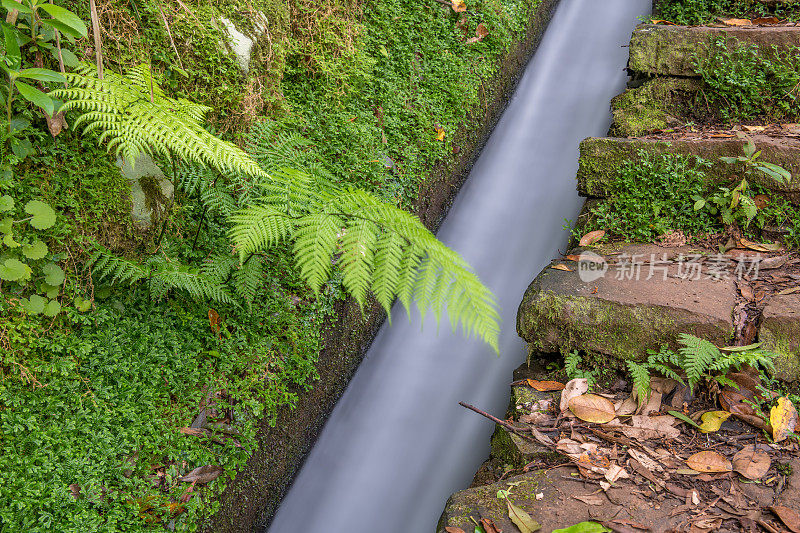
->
(268, 1, 650, 530)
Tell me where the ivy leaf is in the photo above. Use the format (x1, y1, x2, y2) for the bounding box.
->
(39, 4, 88, 38)
(43, 299, 61, 317)
(23, 239, 48, 259)
(42, 262, 65, 285)
(0, 195, 13, 211)
(0, 258, 31, 281)
(15, 81, 56, 117)
(24, 200, 56, 229)
(21, 294, 46, 314)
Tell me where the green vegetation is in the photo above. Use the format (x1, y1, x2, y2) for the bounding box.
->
(576, 144, 800, 247)
(694, 39, 800, 122)
(656, 0, 800, 25)
(2, 0, 539, 530)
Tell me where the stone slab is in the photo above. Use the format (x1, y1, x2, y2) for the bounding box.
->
(760, 293, 800, 381)
(516, 244, 736, 361)
(629, 24, 800, 76)
(577, 136, 800, 204)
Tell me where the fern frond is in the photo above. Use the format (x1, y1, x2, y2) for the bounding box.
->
(233, 254, 264, 307)
(678, 334, 719, 391)
(627, 360, 652, 404)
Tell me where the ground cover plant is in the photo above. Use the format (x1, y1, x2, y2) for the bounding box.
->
(656, 0, 800, 25)
(1, 0, 541, 530)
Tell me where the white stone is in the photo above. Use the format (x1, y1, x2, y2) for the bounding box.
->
(116, 154, 174, 229)
(219, 15, 269, 74)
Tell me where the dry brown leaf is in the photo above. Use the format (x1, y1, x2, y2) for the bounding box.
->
(627, 448, 663, 472)
(527, 379, 565, 392)
(615, 395, 638, 417)
(444, 528, 467, 533)
(579, 230, 606, 247)
(551, 263, 573, 272)
(770, 396, 798, 443)
(519, 412, 553, 425)
(569, 394, 616, 424)
(480, 518, 501, 533)
(778, 286, 800, 296)
(45, 111, 68, 137)
(604, 463, 630, 483)
(629, 415, 680, 439)
(650, 19, 676, 25)
(209, 309, 221, 336)
(720, 17, 752, 26)
(530, 427, 555, 447)
(450, 0, 466, 12)
(177, 465, 223, 484)
(740, 238, 783, 252)
(742, 125, 766, 132)
(732, 445, 771, 480)
(753, 16, 782, 25)
(769, 505, 800, 533)
(573, 493, 605, 506)
(465, 23, 489, 44)
(560, 378, 589, 412)
(686, 451, 732, 473)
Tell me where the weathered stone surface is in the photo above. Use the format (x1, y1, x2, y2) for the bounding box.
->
(517, 245, 736, 361)
(760, 293, 800, 381)
(577, 136, 800, 204)
(629, 24, 800, 76)
(610, 78, 701, 137)
(116, 155, 174, 229)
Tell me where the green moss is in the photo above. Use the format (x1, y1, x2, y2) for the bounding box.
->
(610, 78, 699, 137)
(760, 322, 800, 382)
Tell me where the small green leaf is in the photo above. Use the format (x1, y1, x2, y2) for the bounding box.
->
(42, 262, 64, 285)
(39, 4, 88, 38)
(58, 49, 79, 68)
(43, 283, 60, 298)
(0, 195, 13, 212)
(0, 217, 12, 234)
(552, 522, 612, 533)
(43, 299, 61, 317)
(18, 68, 66, 83)
(693, 198, 705, 211)
(1, 0, 32, 14)
(21, 294, 46, 314)
(22, 239, 48, 259)
(720, 342, 763, 352)
(0, 258, 30, 281)
(24, 200, 56, 229)
(668, 410, 701, 429)
(3, 232, 19, 248)
(15, 81, 55, 116)
(74, 296, 91, 312)
(2, 23, 21, 65)
(719, 156, 739, 164)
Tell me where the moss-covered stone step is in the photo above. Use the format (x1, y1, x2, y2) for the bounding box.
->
(629, 24, 800, 76)
(577, 136, 800, 203)
(610, 77, 701, 137)
(516, 244, 736, 362)
(760, 292, 800, 381)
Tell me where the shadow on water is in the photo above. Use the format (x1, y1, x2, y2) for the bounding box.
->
(268, 1, 651, 531)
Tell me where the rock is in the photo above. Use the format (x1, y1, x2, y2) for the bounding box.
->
(610, 78, 700, 137)
(116, 154, 173, 229)
(516, 244, 736, 361)
(577, 136, 800, 204)
(219, 14, 268, 73)
(629, 24, 800, 77)
(760, 293, 800, 381)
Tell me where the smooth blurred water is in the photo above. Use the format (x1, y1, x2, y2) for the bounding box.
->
(268, 1, 649, 531)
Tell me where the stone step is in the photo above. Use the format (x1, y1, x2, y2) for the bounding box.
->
(577, 136, 800, 203)
(760, 292, 800, 381)
(516, 244, 737, 363)
(629, 23, 800, 77)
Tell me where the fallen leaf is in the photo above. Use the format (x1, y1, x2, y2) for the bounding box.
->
(552, 521, 612, 532)
(770, 396, 798, 443)
(519, 412, 553, 425)
(530, 427, 556, 447)
(754, 195, 771, 210)
(778, 286, 800, 295)
(68, 483, 82, 499)
(480, 518, 501, 533)
(209, 309, 221, 336)
(769, 505, 800, 533)
(450, 0, 466, 12)
(527, 379, 565, 391)
(615, 395, 638, 417)
(686, 451, 732, 473)
(466, 23, 489, 44)
(604, 463, 629, 483)
(732, 445, 771, 480)
(753, 16, 782, 25)
(720, 17, 752, 26)
(624, 415, 681, 439)
(729, 408, 769, 431)
(45, 111, 68, 137)
(740, 238, 783, 252)
(627, 448, 663, 473)
(690, 515, 722, 532)
(574, 493, 606, 506)
(569, 394, 616, 424)
(444, 528, 466, 533)
(698, 411, 731, 433)
(742, 125, 766, 132)
(434, 125, 446, 141)
(579, 230, 606, 247)
(177, 465, 223, 484)
(507, 499, 541, 533)
(551, 263, 573, 272)
(649, 19, 676, 25)
(560, 378, 589, 412)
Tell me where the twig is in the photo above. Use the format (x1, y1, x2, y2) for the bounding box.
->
(89, 0, 104, 79)
(156, 1, 184, 71)
(459, 401, 541, 445)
